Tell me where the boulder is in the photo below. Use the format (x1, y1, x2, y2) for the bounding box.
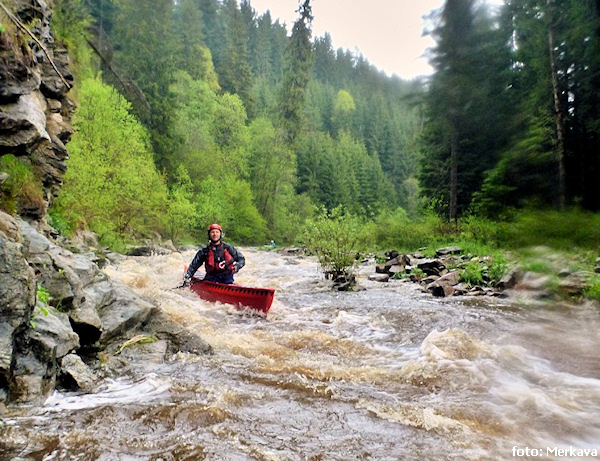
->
(558, 272, 588, 297)
(435, 246, 462, 257)
(369, 273, 390, 282)
(0, 91, 50, 148)
(426, 271, 460, 297)
(0, 221, 36, 391)
(497, 267, 523, 290)
(518, 272, 551, 291)
(142, 310, 213, 356)
(59, 354, 97, 392)
(384, 254, 410, 269)
(416, 259, 447, 277)
(98, 281, 158, 345)
(9, 346, 56, 404)
(9, 303, 79, 403)
(29, 304, 79, 359)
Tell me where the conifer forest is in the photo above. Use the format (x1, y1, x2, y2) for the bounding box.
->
(13, 0, 600, 248)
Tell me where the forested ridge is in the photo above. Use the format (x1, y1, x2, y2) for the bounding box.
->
(3, 0, 600, 251)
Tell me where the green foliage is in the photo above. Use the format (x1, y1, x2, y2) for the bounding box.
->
(48, 208, 72, 235)
(295, 130, 393, 216)
(460, 261, 486, 287)
(30, 284, 51, 329)
(166, 165, 198, 243)
(331, 89, 355, 133)
(459, 256, 508, 288)
(196, 176, 266, 244)
(496, 209, 600, 250)
(247, 117, 305, 241)
(169, 71, 250, 184)
(219, 0, 254, 112)
(367, 207, 455, 251)
(51, 77, 169, 248)
(172, 0, 220, 89)
(36, 283, 52, 304)
(52, 0, 94, 79)
(583, 274, 600, 301)
(0, 155, 45, 215)
(279, 0, 314, 143)
(471, 117, 556, 215)
(420, 0, 514, 220)
(301, 206, 366, 278)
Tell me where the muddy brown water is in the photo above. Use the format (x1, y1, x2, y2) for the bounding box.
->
(2, 248, 599, 460)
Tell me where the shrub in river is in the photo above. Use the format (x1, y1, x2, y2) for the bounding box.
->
(301, 206, 366, 283)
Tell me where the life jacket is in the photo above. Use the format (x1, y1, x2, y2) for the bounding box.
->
(206, 242, 234, 273)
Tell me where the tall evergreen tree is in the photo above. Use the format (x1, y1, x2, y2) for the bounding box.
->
(475, 0, 600, 212)
(108, 0, 180, 169)
(420, 0, 512, 220)
(173, 0, 220, 90)
(279, 0, 314, 144)
(220, 0, 254, 113)
(197, 0, 225, 71)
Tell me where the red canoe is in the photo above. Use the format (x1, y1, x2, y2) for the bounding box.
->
(189, 277, 275, 313)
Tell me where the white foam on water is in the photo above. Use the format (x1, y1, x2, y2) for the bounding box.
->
(42, 374, 171, 412)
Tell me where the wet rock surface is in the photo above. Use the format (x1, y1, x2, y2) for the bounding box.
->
(0, 212, 213, 405)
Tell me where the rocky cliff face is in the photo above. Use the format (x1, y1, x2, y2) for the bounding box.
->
(1, 0, 74, 218)
(1, 0, 75, 404)
(0, 1, 211, 406)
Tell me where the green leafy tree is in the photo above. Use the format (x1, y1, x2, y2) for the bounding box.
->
(169, 71, 219, 185)
(52, 77, 168, 246)
(331, 89, 356, 135)
(166, 165, 198, 242)
(169, 71, 249, 184)
(196, 176, 266, 243)
(247, 118, 295, 231)
(296, 131, 337, 207)
(474, 0, 600, 212)
(53, 0, 93, 78)
(108, 0, 180, 168)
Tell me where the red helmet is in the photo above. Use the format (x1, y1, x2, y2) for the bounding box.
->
(207, 223, 222, 236)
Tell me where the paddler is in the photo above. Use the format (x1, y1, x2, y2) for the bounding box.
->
(183, 223, 245, 285)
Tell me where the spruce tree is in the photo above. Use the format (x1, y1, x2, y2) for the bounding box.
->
(279, 0, 314, 144)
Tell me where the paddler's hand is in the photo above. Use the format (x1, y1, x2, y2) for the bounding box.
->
(229, 261, 237, 273)
(182, 274, 192, 287)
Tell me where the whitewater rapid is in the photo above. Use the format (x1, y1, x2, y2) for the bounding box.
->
(2, 247, 599, 460)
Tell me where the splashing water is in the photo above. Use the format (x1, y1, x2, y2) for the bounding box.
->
(2, 248, 599, 460)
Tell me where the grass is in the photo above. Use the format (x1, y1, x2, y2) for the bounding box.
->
(0, 155, 45, 215)
(584, 274, 600, 301)
(367, 207, 600, 302)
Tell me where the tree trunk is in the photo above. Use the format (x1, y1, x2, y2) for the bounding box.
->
(449, 129, 459, 222)
(546, 0, 566, 210)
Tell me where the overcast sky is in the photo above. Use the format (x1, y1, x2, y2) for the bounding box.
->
(248, 0, 501, 80)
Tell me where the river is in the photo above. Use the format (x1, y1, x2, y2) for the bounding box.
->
(2, 248, 599, 460)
